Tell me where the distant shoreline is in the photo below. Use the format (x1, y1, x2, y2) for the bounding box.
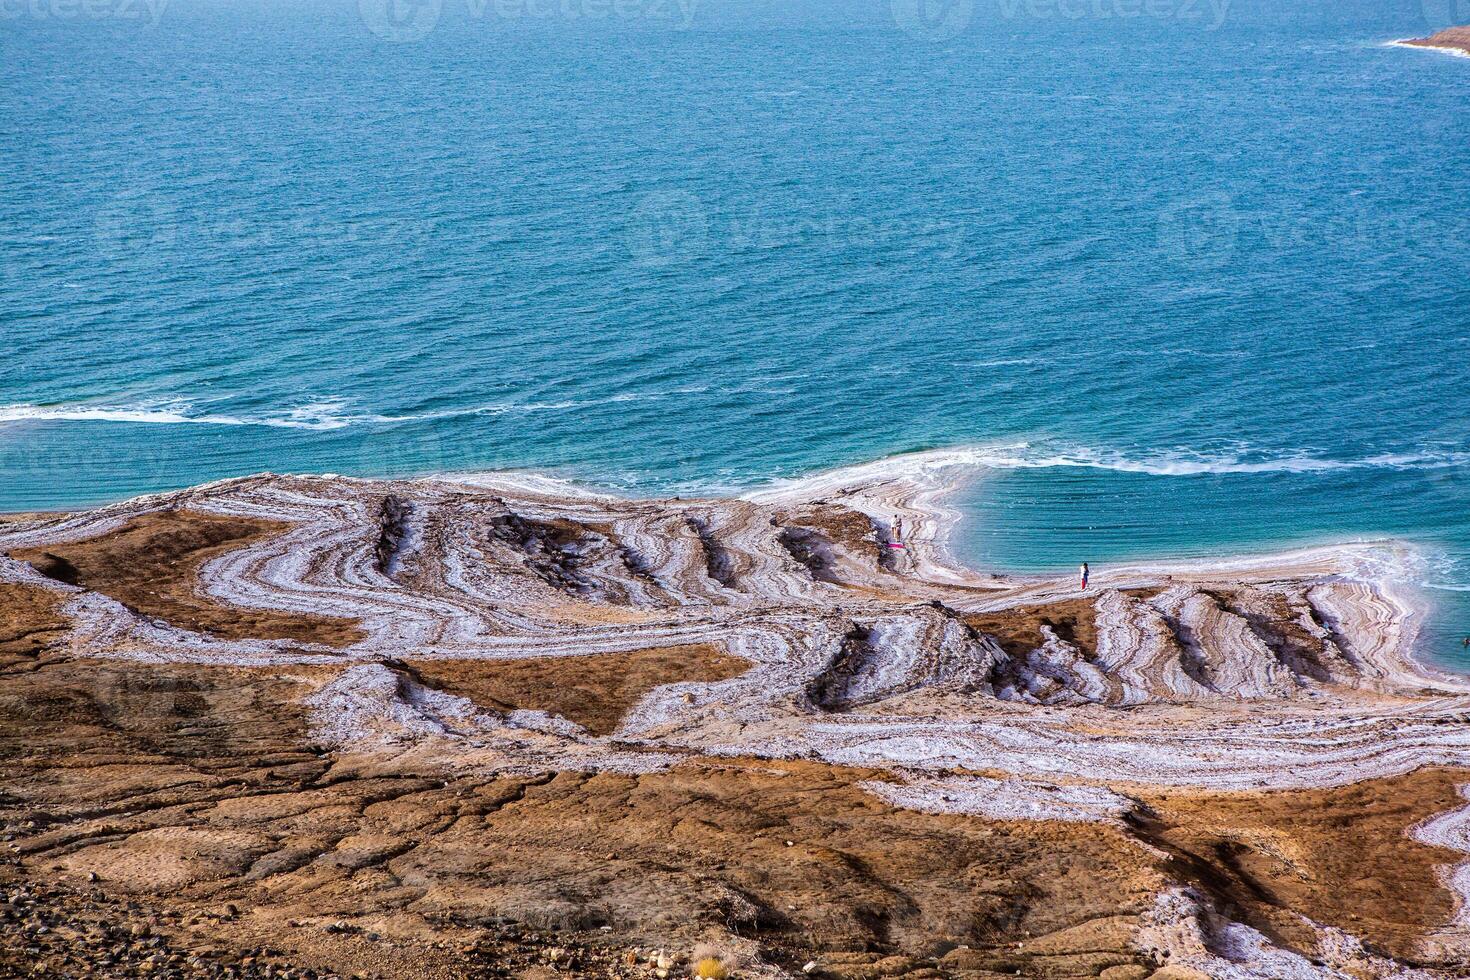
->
(1392, 26, 1470, 58)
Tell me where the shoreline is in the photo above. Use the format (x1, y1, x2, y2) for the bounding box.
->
(5, 454, 1469, 782)
(480, 451, 1465, 685)
(743, 447, 1470, 687)
(5, 447, 1464, 679)
(1391, 39, 1470, 60)
(8, 458, 1470, 974)
(1389, 29, 1470, 59)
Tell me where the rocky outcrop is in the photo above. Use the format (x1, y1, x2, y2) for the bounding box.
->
(372, 494, 414, 577)
(5, 455, 1470, 975)
(1398, 26, 1470, 57)
(1, 464, 1464, 790)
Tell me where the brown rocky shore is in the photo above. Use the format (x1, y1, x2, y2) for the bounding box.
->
(4, 454, 1470, 978)
(1397, 26, 1470, 57)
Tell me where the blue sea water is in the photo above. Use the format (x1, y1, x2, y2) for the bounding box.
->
(2, 0, 1468, 660)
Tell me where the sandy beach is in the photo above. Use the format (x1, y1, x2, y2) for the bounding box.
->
(2, 454, 1470, 978)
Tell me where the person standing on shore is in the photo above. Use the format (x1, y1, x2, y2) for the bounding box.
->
(1080, 562, 1089, 590)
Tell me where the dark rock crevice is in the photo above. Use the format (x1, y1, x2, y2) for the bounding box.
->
(804, 624, 875, 711)
(687, 515, 737, 588)
(487, 512, 596, 595)
(777, 525, 840, 584)
(374, 495, 414, 577)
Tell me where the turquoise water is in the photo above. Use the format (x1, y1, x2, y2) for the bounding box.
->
(2, 2, 1469, 660)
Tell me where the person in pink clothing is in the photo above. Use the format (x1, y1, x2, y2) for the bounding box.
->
(889, 517, 906, 549)
(1080, 562, 1090, 590)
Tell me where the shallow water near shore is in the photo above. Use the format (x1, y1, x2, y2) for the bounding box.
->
(948, 464, 1470, 670)
(2, 3, 1468, 663)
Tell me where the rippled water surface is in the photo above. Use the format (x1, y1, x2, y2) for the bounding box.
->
(3, 1, 1468, 660)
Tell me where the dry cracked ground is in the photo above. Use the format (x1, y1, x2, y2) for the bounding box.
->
(3, 469, 1470, 980)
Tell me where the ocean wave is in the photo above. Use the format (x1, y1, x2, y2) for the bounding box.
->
(745, 448, 1470, 600)
(4, 400, 1469, 483)
(1388, 39, 1470, 60)
(1010, 447, 1470, 477)
(0, 399, 359, 431)
(0, 383, 825, 434)
(805, 442, 1470, 480)
(0, 393, 677, 431)
(1336, 543, 1470, 596)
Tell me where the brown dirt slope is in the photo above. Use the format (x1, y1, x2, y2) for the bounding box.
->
(4, 499, 1470, 977)
(0, 582, 69, 665)
(7, 510, 363, 647)
(1140, 770, 1467, 964)
(408, 643, 751, 735)
(0, 658, 1164, 978)
(1, 654, 1467, 978)
(964, 596, 1104, 659)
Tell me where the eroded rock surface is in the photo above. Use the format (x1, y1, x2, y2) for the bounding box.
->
(4, 456, 1470, 977)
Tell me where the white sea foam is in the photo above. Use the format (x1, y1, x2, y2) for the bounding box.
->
(744, 442, 1470, 500)
(0, 391, 680, 432)
(1388, 38, 1470, 60)
(4, 398, 1469, 490)
(0, 399, 359, 431)
(985, 445, 1470, 478)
